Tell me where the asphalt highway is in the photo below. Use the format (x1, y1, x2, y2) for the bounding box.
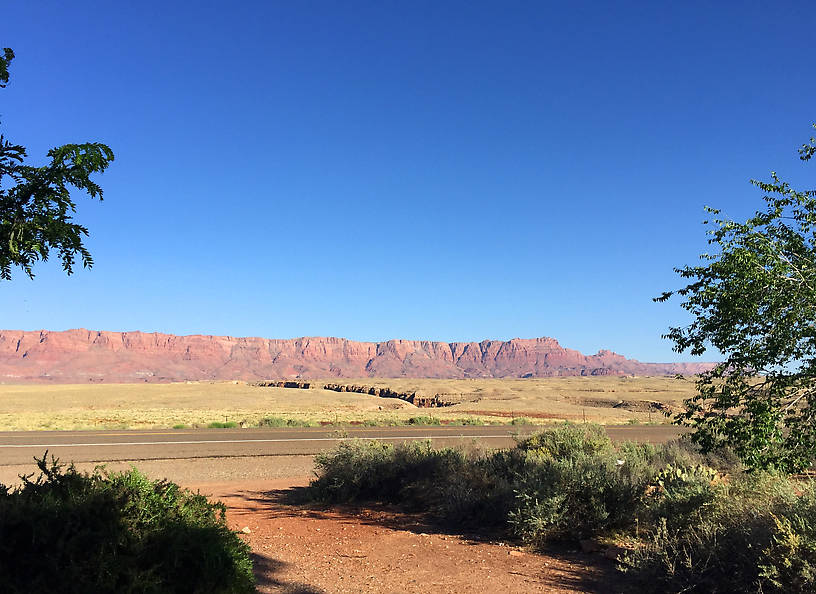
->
(0, 425, 686, 467)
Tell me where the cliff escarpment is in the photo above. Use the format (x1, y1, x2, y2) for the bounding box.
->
(0, 329, 714, 383)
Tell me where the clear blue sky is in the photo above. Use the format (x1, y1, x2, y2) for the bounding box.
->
(1, 1, 814, 362)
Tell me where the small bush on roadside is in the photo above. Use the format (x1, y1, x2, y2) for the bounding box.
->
(257, 417, 312, 428)
(517, 422, 613, 459)
(208, 421, 238, 428)
(510, 417, 532, 425)
(310, 440, 463, 504)
(508, 424, 656, 543)
(0, 454, 254, 594)
(456, 417, 484, 426)
(407, 416, 441, 426)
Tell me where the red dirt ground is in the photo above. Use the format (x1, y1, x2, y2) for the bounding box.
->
(190, 479, 627, 594)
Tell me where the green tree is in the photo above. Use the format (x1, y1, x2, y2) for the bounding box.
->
(658, 125, 816, 472)
(0, 48, 114, 280)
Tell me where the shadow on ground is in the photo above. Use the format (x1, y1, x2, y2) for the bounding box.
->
(219, 485, 629, 594)
(250, 553, 325, 594)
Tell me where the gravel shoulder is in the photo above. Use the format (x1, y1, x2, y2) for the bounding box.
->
(0, 454, 317, 486)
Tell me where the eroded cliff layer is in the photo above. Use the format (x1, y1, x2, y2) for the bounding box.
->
(0, 329, 714, 383)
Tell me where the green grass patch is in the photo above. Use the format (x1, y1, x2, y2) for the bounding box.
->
(207, 421, 238, 429)
(257, 416, 314, 428)
(449, 417, 484, 426)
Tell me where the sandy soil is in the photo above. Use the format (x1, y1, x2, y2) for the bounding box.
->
(190, 478, 627, 594)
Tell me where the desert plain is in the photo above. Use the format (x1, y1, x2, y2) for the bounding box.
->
(0, 375, 696, 431)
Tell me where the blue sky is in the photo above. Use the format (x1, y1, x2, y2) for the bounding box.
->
(1, 1, 814, 362)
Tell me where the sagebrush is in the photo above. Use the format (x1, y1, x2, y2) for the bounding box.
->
(0, 454, 254, 594)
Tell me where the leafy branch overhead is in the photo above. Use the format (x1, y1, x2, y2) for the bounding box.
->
(659, 124, 816, 472)
(0, 47, 114, 280)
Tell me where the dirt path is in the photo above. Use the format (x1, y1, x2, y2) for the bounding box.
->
(190, 479, 625, 594)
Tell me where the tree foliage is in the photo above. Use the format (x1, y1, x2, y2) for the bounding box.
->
(658, 125, 816, 472)
(0, 47, 114, 280)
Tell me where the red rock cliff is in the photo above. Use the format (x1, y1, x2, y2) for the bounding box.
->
(0, 329, 714, 383)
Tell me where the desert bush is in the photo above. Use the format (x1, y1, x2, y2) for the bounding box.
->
(508, 424, 656, 543)
(0, 455, 254, 594)
(517, 422, 613, 459)
(310, 440, 463, 504)
(642, 463, 721, 534)
(623, 472, 814, 593)
(455, 417, 484, 426)
(510, 417, 533, 425)
(426, 448, 527, 526)
(310, 424, 658, 542)
(207, 421, 238, 428)
(308, 422, 770, 572)
(310, 439, 524, 527)
(258, 416, 312, 428)
(759, 490, 816, 592)
(307, 424, 816, 592)
(407, 416, 441, 426)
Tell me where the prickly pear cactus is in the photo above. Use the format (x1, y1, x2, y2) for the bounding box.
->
(653, 463, 719, 492)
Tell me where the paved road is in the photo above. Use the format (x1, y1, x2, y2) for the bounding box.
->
(0, 425, 686, 467)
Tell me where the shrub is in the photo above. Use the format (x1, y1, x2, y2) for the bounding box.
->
(407, 416, 441, 426)
(759, 491, 816, 592)
(309, 424, 660, 543)
(510, 417, 532, 425)
(208, 421, 238, 428)
(455, 417, 483, 426)
(310, 439, 523, 527)
(258, 417, 312, 428)
(427, 448, 526, 526)
(310, 440, 462, 504)
(518, 422, 613, 459)
(643, 464, 721, 533)
(509, 424, 653, 543)
(623, 472, 812, 593)
(306, 421, 790, 582)
(0, 455, 254, 594)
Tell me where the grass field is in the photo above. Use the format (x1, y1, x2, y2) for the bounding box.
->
(0, 376, 699, 431)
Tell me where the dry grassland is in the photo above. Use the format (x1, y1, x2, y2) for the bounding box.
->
(0, 376, 699, 431)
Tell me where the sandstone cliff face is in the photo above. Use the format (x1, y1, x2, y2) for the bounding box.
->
(0, 329, 715, 383)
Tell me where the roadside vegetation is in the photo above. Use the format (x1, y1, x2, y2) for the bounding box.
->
(0, 454, 254, 593)
(170, 415, 508, 430)
(308, 423, 816, 593)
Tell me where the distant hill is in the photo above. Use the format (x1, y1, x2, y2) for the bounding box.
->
(0, 329, 714, 383)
